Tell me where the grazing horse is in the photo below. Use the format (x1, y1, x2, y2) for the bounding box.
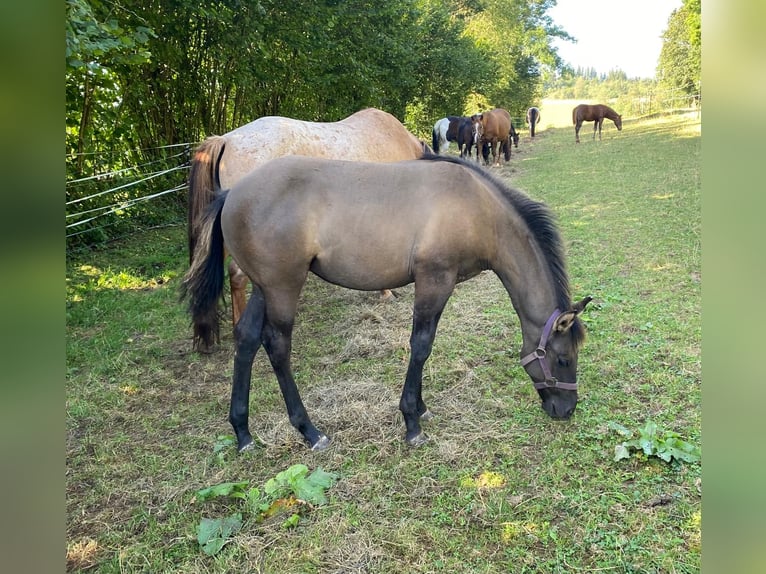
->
(573, 104, 623, 143)
(188, 108, 428, 349)
(481, 121, 519, 163)
(457, 117, 478, 159)
(181, 154, 592, 452)
(526, 107, 541, 137)
(472, 108, 512, 166)
(432, 116, 466, 154)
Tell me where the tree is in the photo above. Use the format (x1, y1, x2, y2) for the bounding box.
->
(657, 0, 701, 103)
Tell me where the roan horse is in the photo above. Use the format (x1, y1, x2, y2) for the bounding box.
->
(432, 116, 469, 154)
(181, 154, 592, 452)
(526, 107, 541, 137)
(188, 108, 427, 349)
(573, 103, 623, 143)
(472, 108, 512, 166)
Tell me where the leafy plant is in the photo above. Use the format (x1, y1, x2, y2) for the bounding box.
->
(610, 421, 700, 464)
(193, 464, 338, 556)
(197, 513, 242, 556)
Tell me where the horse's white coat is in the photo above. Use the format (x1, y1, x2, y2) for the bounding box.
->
(218, 108, 424, 188)
(432, 117, 452, 154)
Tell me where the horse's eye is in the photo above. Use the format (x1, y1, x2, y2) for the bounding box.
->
(557, 356, 571, 367)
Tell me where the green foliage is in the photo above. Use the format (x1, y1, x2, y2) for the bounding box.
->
(197, 514, 242, 556)
(657, 0, 701, 98)
(610, 421, 701, 464)
(193, 463, 338, 556)
(264, 464, 338, 506)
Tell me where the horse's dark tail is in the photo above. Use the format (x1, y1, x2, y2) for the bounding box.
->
(530, 109, 538, 137)
(188, 136, 226, 264)
(431, 126, 440, 154)
(180, 190, 229, 352)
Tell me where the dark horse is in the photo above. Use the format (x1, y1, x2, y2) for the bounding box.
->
(526, 107, 541, 137)
(181, 154, 592, 452)
(432, 116, 468, 154)
(573, 104, 622, 143)
(188, 108, 427, 350)
(457, 117, 478, 159)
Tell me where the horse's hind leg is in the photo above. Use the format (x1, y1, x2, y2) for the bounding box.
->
(229, 260, 248, 327)
(230, 288, 266, 452)
(261, 293, 329, 450)
(575, 121, 581, 143)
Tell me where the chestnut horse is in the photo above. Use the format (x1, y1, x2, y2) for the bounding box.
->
(573, 104, 622, 143)
(526, 107, 541, 137)
(181, 154, 591, 451)
(188, 108, 428, 349)
(471, 108, 512, 166)
(480, 118, 519, 164)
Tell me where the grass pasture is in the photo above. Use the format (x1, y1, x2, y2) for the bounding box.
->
(66, 113, 701, 573)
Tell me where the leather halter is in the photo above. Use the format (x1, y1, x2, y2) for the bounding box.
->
(520, 309, 578, 391)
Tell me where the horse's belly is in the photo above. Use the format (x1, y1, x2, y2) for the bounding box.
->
(309, 243, 413, 291)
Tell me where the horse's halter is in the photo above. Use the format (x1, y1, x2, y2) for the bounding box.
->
(520, 309, 578, 391)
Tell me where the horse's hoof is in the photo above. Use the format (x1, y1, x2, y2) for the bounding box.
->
(311, 434, 331, 451)
(238, 440, 255, 453)
(420, 409, 434, 421)
(406, 432, 430, 447)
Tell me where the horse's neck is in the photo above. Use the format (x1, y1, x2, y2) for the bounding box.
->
(603, 107, 617, 120)
(493, 229, 560, 350)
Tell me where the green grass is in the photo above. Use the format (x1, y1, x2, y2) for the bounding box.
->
(66, 113, 701, 573)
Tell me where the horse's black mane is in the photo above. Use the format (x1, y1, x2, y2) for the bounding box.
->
(419, 154, 577, 320)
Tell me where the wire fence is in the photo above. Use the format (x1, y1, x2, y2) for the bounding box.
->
(65, 143, 196, 247)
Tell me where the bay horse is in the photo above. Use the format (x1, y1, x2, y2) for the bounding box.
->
(188, 108, 428, 350)
(526, 107, 540, 137)
(431, 116, 466, 154)
(573, 104, 622, 143)
(471, 108, 512, 166)
(181, 154, 592, 452)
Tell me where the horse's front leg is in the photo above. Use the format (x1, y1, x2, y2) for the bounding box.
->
(594, 119, 601, 140)
(230, 288, 266, 452)
(262, 311, 329, 450)
(400, 273, 455, 446)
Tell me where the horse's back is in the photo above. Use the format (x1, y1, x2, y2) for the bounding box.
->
(219, 108, 422, 187)
(221, 156, 499, 289)
(484, 108, 511, 136)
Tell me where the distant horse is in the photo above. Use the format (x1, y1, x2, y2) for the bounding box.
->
(480, 119, 519, 164)
(573, 104, 622, 143)
(432, 116, 466, 154)
(188, 108, 428, 349)
(457, 117, 478, 159)
(472, 108, 512, 166)
(181, 154, 592, 452)
(526, 107, 541, 137)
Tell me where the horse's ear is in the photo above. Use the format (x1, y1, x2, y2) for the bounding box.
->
(553, 296, 593, 334)
(572, 296, 593, 314)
